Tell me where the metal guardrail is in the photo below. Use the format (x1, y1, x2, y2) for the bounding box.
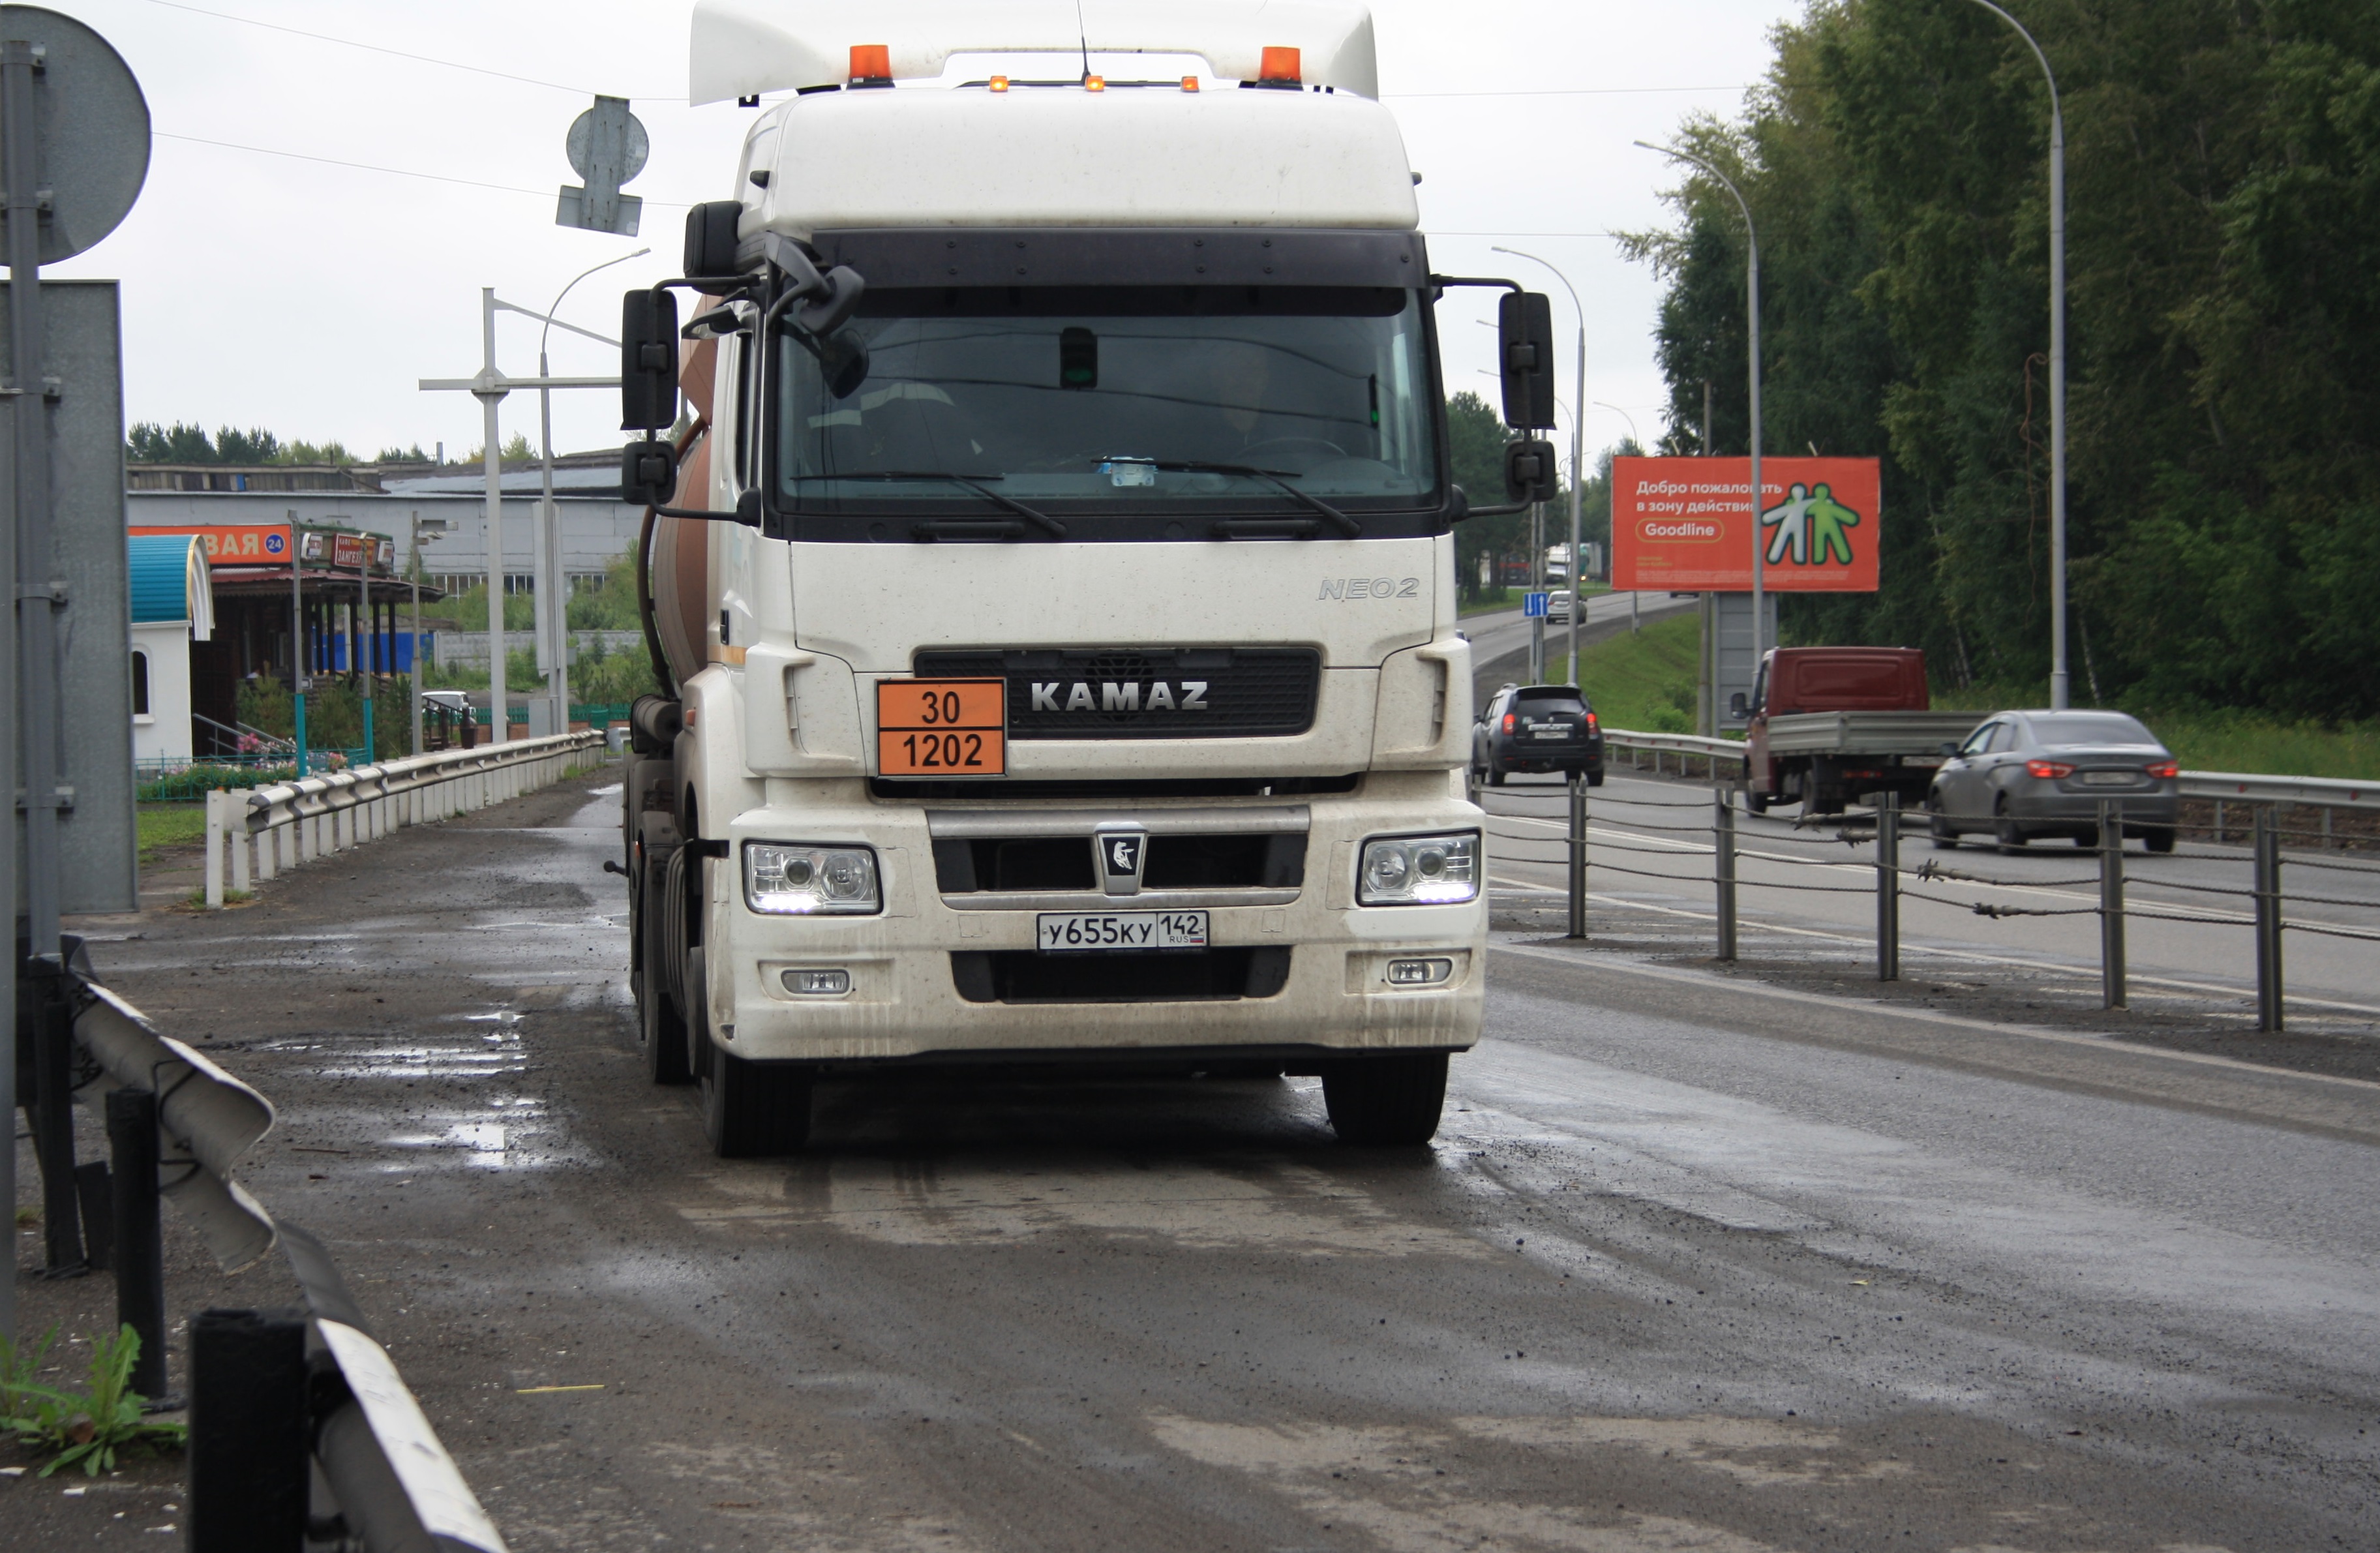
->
(2177, 770, 2380, 811)
(202, 731, 603, 905)
(1599, 728, 2380, 819)
(49, 964, 508, 1548)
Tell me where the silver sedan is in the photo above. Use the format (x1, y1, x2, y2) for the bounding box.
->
(1927, 710, 2179, 852)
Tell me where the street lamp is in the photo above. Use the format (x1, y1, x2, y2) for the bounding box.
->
(538, 247, 648, 736)
(1493, 247, 1587, 687)
(1635, 140, 1764, 704)
(1960, 0, 2068, 709)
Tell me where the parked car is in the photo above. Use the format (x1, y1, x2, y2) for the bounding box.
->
(1473, 683, 1604, 787)
(1926, 709, 2179, 851)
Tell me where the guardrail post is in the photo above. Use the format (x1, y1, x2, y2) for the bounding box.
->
(1714, 790, 1738, 961)
(1876, 792, 1899, 982)
(2254, 804, 2283, 1031)
(256, 809, 277, 881)
(1566, 772, 1587, 939)
(28, 954, 87, 1269)
(189, 1307, 310, 1553)
(104, 1087, 170, 1396)
(2100, 798, 2127, 1010)
(203, 790, 226, 908)
(2212, 797, 2225, 843)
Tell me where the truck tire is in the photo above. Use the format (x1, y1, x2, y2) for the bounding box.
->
(701, 1036, 813, 1158)
(637, 864, 694, 1085)
(1320, 1053, 1448, 1146)
(1745, 791, 1770, 815)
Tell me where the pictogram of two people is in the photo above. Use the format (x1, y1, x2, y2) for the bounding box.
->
(1760, 482, 1861, 565)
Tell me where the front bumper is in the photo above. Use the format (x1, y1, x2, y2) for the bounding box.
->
(700, 775, 1487, 1066)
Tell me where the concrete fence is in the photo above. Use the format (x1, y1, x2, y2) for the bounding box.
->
(202, 731, 603, 907)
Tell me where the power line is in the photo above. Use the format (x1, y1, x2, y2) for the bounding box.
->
(134, 0, 678, 99)
(155, 130, 691, 208)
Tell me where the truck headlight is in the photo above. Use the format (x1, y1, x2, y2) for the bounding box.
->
(744, 843, 881, 914)
(1357, 831, 1479, 906)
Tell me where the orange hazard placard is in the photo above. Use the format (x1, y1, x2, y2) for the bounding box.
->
(877, 679, 1006, 777)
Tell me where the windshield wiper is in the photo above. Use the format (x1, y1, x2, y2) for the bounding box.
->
(1148, 461, 1362, 537)
(786, 472, 1065, 538)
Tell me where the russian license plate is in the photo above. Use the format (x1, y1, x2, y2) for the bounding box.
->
(2081, 769, 2134, 785)
(1531, 726, 1569, 739)
(878, 678, 1006, 776)
(1036, 910, 1209, 953)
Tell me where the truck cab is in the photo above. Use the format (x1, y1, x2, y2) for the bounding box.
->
(614, 2, 1554, 1157)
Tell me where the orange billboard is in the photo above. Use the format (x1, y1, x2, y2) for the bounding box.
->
(1612, 457, 1880, 592)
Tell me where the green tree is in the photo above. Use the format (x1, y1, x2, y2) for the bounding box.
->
(1627, 0, 2380, 716)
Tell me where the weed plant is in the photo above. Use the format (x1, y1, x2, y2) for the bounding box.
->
(0, 1325, 184, 1476)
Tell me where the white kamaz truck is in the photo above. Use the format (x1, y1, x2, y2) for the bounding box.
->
(614, 1, 1561, 1156)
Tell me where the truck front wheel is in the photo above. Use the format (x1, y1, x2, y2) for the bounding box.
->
(638, 864, 693, 1085)
(1320, 1053, 1448, 1146)
(700, 1033, 814, 1158)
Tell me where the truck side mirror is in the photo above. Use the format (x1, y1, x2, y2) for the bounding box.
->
(684, 200, 744, 282)
(1498, 290, 1558, 430)
(1728, 691, 1748, 719)
(1502, 438, 1557, 503)
(621, 288, 680, 430)
(620, 438, 678, 507)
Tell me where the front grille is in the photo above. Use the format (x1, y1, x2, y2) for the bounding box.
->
(932, 834, 1308, 893)
(913, 648, 1321, 740)
(951, 948, 1293, 1004)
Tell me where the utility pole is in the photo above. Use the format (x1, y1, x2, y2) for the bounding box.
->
(421, 288, 620, 746)
(357, 535, 372, 761)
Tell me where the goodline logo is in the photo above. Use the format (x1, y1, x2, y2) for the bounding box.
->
(1640, 520, 1723, 541)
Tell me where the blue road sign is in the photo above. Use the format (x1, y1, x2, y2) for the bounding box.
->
(1524, 591, 1550, 618)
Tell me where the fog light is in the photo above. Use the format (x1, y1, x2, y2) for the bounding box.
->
(1385, 957, 1454, 987)
(783, 968, 851, 995)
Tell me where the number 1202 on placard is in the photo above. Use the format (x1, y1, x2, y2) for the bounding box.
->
(877, 679, 1006, 777)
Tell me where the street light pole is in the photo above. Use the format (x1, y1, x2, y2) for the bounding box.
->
(410, 513, 449, 755)
(1638, 141, 1763, 702)
(1961, 0, 2067, 708)
(536, 248, 648, 736)
(1494, 247, 1587, 687)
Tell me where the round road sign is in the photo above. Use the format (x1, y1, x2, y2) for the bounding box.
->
(566, 106, 649, 185)
(0, 5, 150, 264)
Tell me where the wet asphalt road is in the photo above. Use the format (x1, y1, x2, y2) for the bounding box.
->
(13, 768, 2380, 1551)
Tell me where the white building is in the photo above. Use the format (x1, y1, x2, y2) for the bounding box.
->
(128, 533, 216, 766)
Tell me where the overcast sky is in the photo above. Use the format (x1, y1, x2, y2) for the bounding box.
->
(46, 0, 1802, 466)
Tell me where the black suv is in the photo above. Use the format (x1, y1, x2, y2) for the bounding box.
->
(1472, 684, 1604, 786)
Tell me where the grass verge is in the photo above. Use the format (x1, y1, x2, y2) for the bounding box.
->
(136, 803, 207, 864)
(1545, 612, 1702, 732)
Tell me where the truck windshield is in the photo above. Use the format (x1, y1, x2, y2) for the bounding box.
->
(774, 286, 1439, 530)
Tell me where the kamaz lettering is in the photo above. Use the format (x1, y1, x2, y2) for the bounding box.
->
(1029, 681, 1210, 713)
